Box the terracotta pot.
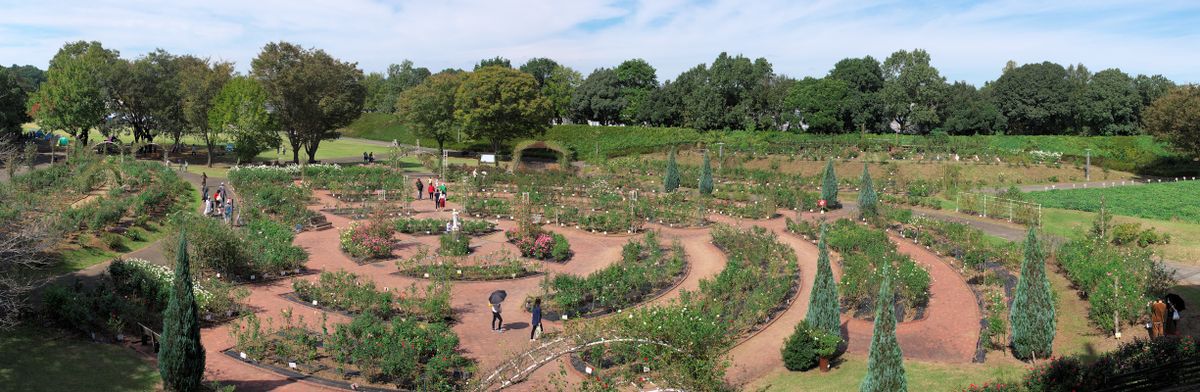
[819,356,830,372]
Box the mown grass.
[749,354,1026,391]
[1026,180,1200,224]
[1038,207,1200,263]
[0,325,160,391]
[338,112,483,151]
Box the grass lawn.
[338,112,482,151]
[1026,180,1200,224]
[1039,207,1200,263]
[0,325,160,391]
[749,354,1026,391]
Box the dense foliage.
[860,263,907,392]
[782,320,842,371]
[969,336,1197,392]
[795,218,930,316]
[535,231,685,317]
[158,235,205,392]
[340,220,395,260]
[805,223,841,337]
[1056,237,1173,332]
[293,270,452,321]
[1009,228,1055,360]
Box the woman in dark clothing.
[416,178,424,200]
[530,298,542,341]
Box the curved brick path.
[198,190,981,391]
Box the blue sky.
[1,0,1198,85]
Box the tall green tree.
[615,58,658,124]
[1009,227,1056,360]
[110,49,183,143]
[939,82,1006,135]
[806,222,840,337]
[1133,74,1175,108]
[785,77,851,133]
[663,148,680,192]
[474,56,511,70]
[518,57,559,89]
[990,62,1073,134]
[543,65,581,124]
[4,65,45,93]
[159,233,205,392]
[361,72,389,113]
[860,262,906,392]
[858,165,878,219]
[820,160,839,208]
[251,42,365,163]
[208,76,280,163]
[1143,84,1200,158]
[177,56,233,166]
[570,68,623,124]
[396,71,464,160]
[698,151,713,195]
[829,56,885,133]
[454,66,550,158]
[31,41,121,146]
[1080,68,1140,135]
[0,69,30,141]
[880,49,946,133]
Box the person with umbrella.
[1165,293,1186,336]
[490,290,507,332]
[530,297,542,341]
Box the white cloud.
[0,0,1197,84]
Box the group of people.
[200,173,235,225]
[415,177,449,210]
[1148,294,1185,337]
[362,152,376,163]
[488,298,544,342]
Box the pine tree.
[858,165,878,219]
[698,150,713,195]
[860,262,906,392]
[1009,227,1055,361]
[821,159,839,209]
[664,148,680,192]
[159,232,205,391]
[806,222,841,337]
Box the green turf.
[1026,181,1200,224]
[337,112,480,150]
[0,325,160,391]
[750,355,1025,391]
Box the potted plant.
[814,331,842,372]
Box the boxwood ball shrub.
[782,320,843,371]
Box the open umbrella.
[489,290,507,305]
[1165,293,1186,311]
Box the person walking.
[438,182,448,207]
[415,178,424,200]
[530,298,542,341]
[438,191,447,210]
[1165,293,1185,336]
[491,301,504,332]
[201,172,207,190]
[368,152,374,163]
[224,200,234,225]
[1150,299,1167,337]
[202,191,212,216]
[429,182,437,209]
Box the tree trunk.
[289,136,302,164]
[305,139,320,163]
[492,138,501,167]
[206,141,214,167]
[438,139,445,168]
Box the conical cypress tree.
[806,222,841,337]
[159,232,205,391]
[821,160,839,208]
[861,262,906,392]
[698,151,713,195]
[1009,227,1055,361]
[664,148,680,192]
[858,165,878,219]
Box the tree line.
[5,42,1199,164]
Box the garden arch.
[510,140,572,172]
[474,335,686,391]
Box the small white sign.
[288,362,297,369]
[239,352,248,360]
[585,366,593,375]
[312,300,319,306]
[480,154,496,163]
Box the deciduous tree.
[1143,84,1200,158]
[251,42,365,163]
[0,69,30,141]
[454,66,550,159]
[396,71,464,161]
[177,56,233,165]
[990,62,1073,134]
[881,49,946,133]
[208,76,279,163]
[570,68,623,125]
[31,41,121,146]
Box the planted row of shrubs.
[393,217,496,236]
[534,231,685,318]
[292,270,452,322]
[166,214,307,279]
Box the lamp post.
[1085,148,1091,182]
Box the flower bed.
[292,270,452,322]
[505,227,570,262]
[395,248,539,281]
[530,231,686,318]
[230,311,472,391]
[340,220,396,260]
[228,165,317,227]
[789,217,931,320]
[437,232,471,256]
[1056,238,1174,332]
[165,215,308,280]
[109,258,247,318]
[393,217,496,236]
